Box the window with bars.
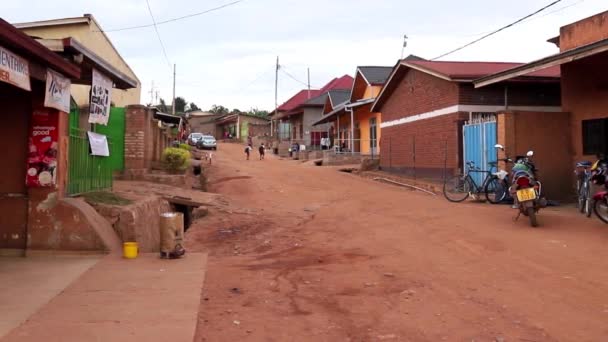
[582,118,608,155]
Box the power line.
[280,67,320,88]
[101,0,245,33]
[145,0,172,69]
[432,0,563,60]
[459,0,584,38]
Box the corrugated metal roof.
[407,60,560,80]
[327,89,351,107]
[358,66,393,85]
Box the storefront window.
[582,118,608,155]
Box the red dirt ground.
[189,142,608,342]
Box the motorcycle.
[591,157,608,223]
[509,150,547,227]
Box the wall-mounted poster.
[87,131,110,157]
[88,68,112,125]
[26,109,58,187]
[44,69,71,113]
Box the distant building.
[186,111,225,138]
[15,14,141,107]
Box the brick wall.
[497,111,573,201]
[559,10,608,51]
[125,105,146,170]
[562,52,608,164]
[380,112,467,179]
[381,69,459,122]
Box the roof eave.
[474,38,608,88]
[61,37,138,89]
[0,19,80,79]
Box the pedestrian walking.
[245,144,252,160]
[259,143,265,160]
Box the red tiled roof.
[275,75,354,115]
[277,89,322,112]
[319,74,354,93]
[406,61,560,80]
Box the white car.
[197,135,217,150]
[188,133,204,146]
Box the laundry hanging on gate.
[87,131,110,157]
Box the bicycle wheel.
[484,177,507,204]
[584,181,593,217]
[443,175,471,202]
[577,179,585,213]
[594,198,608,224]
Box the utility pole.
[307,67,311,99]
[172,63,176,115]
[149,81,155,105]
[273,56,279,137]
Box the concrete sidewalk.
[2,253,207,342]
[0,255,101,339]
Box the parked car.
[188,133,204,146]
[196,135,217,150]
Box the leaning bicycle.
[443,161,506,203]
[575,160,593,217]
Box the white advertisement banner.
[87,131,110,157]
[0,44,31,91]
[44,69,71,112]
[88,68,112,125]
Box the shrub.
[162,147,190,173]
[179,143,191,151]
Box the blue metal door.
[463,118,497,187]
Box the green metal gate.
[95,107,125,172]
[67,107,125,195]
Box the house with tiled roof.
[371,59,562,182]
[270,75,353,150]
[314,66,392,156]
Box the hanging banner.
[26,109,59,187]
[88,68,112,125]
[87,131,110,157]
[0,44,31,91]
[44,69,71,113]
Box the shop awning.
[0,18,80,79]
[154,111,182,125]
[36,37,138,89]
[474,37,608,88]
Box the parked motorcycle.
[591,157,608,223]
[509,150,547,227]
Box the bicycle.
[575,161,593,217]
[443,161,506,203]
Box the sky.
[3,0,608,111]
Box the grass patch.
[82,191,133,206]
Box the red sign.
[26,109,59,187]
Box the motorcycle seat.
[577,161,592,168]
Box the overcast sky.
[4,0,607,111]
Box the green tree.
[158,98,169,113]
[248,108,269,117]
[174,97,187,114]
[188,102,200,112]
[209,105,230,115]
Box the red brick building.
[371,60,561,179]
[476,10,608,170]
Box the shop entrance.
[0,83,30,254]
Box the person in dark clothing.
[259,143,266,160]
[245,144,252,160]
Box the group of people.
[245,143,265,161]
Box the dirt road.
[190,142,608,342]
